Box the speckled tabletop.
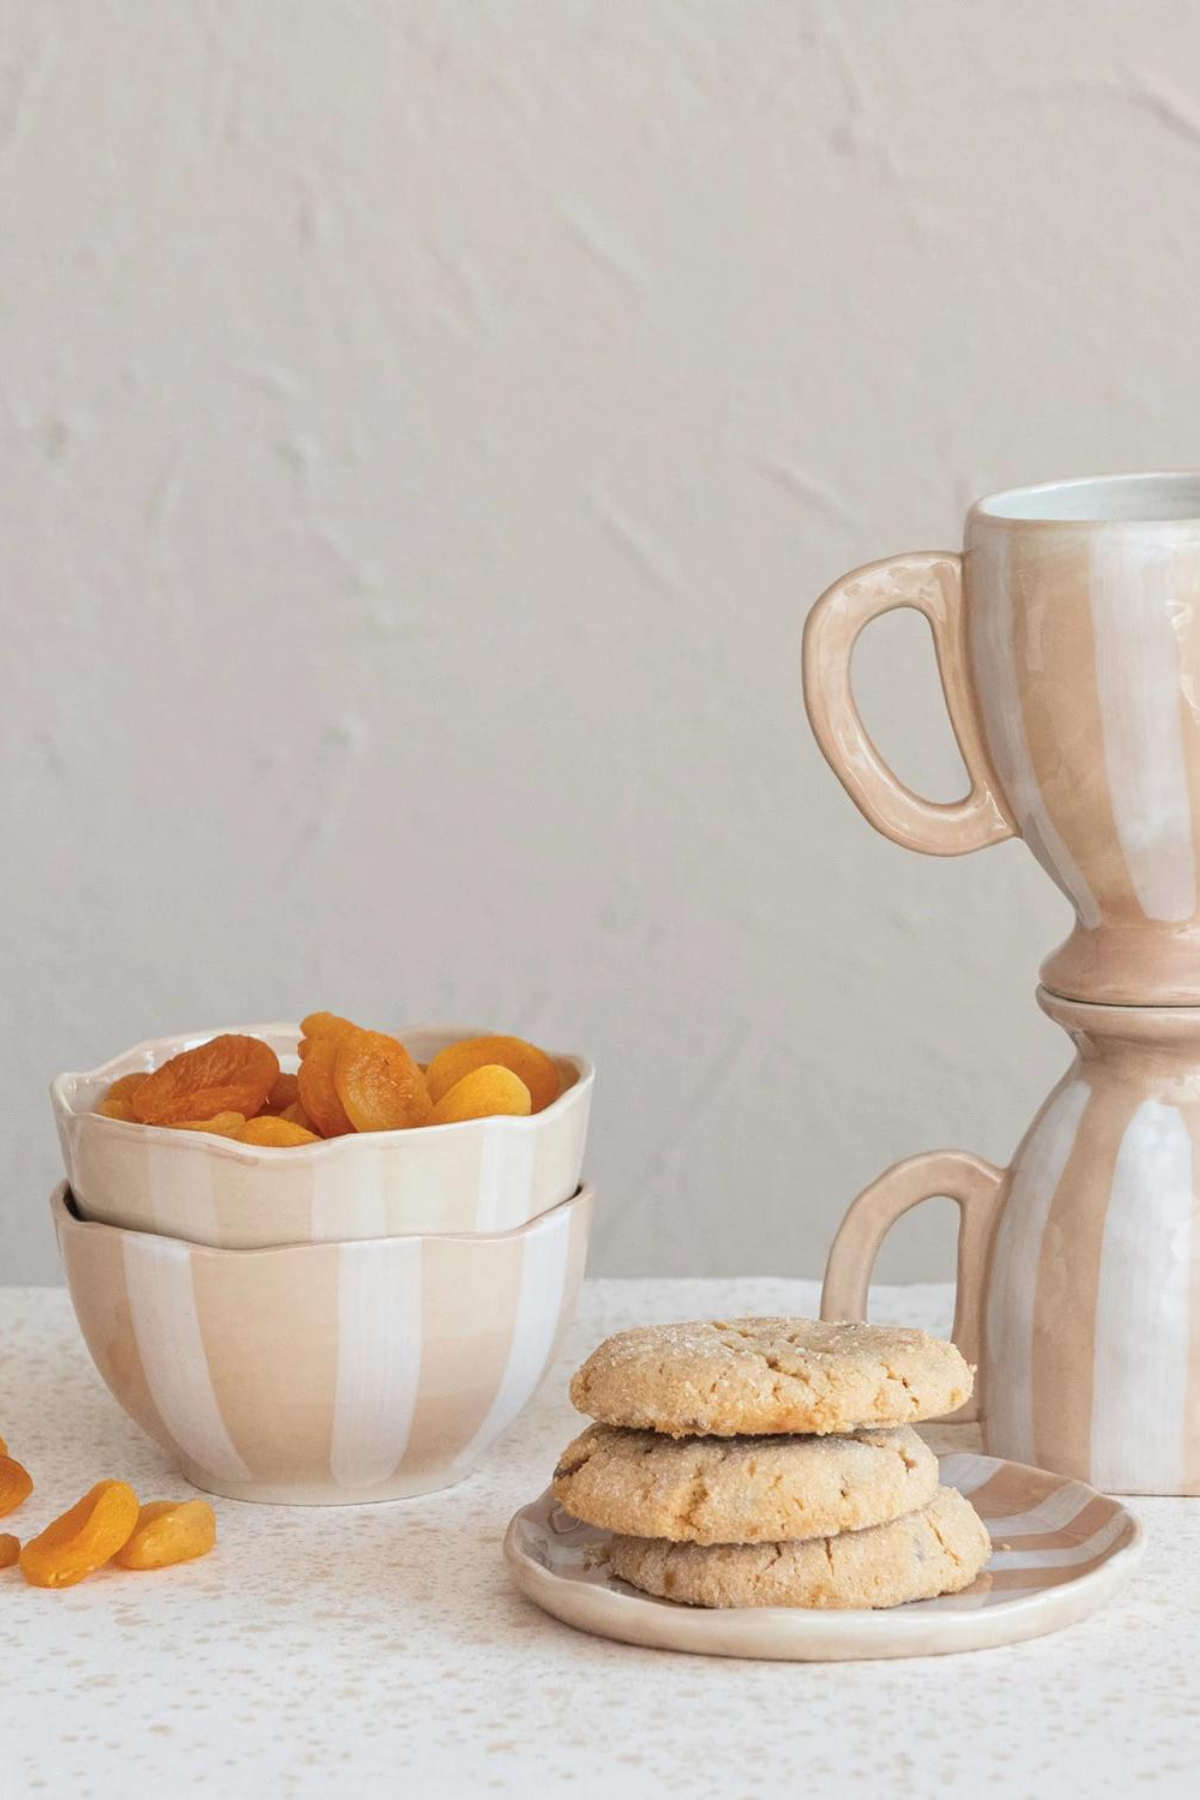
[0,1278,1192,1799]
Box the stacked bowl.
[50,1025,594,1504]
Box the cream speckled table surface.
[0,1279,1193,1799]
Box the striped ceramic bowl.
[54,1180,593,1504]
[52,1024,593,1249]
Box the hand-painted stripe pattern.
[980,996,1200,1494]
[1090,1100,1193,1494]
[452,1207,572,1469]
[523,1452,1142,1614]
[984,1080,1090,1467]
[968,532,1101,924]
[330,1237,425,1490]
[122,1233,252,1484]
[1090,537,1197,922]
[58,1183,592,1504]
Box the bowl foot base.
[178,1460,475,1507]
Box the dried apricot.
[296,1036,355,1137]
[300,1011,359,1043]
[172,1112,246,1138]
[97,1097,137,1121]
[279,1100,317,1131]
[334,1030,432,1132]
[133,1034,280,1126]
[20,1479,139,1589]
[0,1534,18,1570]
[430,1065,532,1125]
[114,1499,216,1570]
[104,1072,149,1105]
[425,1035,561,1113]
[265,1071,300,1113]
[234,1115,319,1147]
[0,1454,33,1518]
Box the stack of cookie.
[553,1318,990,1609]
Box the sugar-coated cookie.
[608,1485,990,1609]
[553,1422,938,1545]
[570,1318,972,1438]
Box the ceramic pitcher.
[822,986,1200,1495]
[803,471,1200,1005]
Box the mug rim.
[971,471,1200,528]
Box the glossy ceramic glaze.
[823,988,1200,1493]
[55,1180,593,1504]
[52,1024,593,1248]
[803,472,1200,1004]
[505,1452,1143,1661]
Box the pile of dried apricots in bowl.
[94,1013,569,1147]
[48,1017,595,1505]
[55,1013,592,1248]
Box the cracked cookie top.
[568,1317,973,1438]
[608,1485,991,1609]
[552,1421,938,1544]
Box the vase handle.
[802,552,1015,855]
[821,1150,1005,1423]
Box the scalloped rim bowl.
[51,1024,594,1249]
[54,1180,593,1504]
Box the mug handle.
[820,1151,1005,1423]
[802,552,1016,856]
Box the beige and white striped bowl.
[54,1179,593,1505]
[52,1025,593,1249]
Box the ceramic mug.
[803,472,1200,1005]
[822,986,1200,1495]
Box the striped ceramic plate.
[504,1451,1144,1660]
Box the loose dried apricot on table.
[334,1030,433,1132]
[114,1499,216,1570]
[0,1534,19,1570]
[131,1034,280,1127]
[431,1065,531,1125]
[20,1479,139,1589]
[425,1035,561,1114]
[0,1453,33,1518]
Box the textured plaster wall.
[4,0,1200,1283]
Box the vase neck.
[1038,986,1200,1063]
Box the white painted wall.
[4,0,1196,1283]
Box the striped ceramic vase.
[822,986,1200,1496]
[803,471,1200,1005]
